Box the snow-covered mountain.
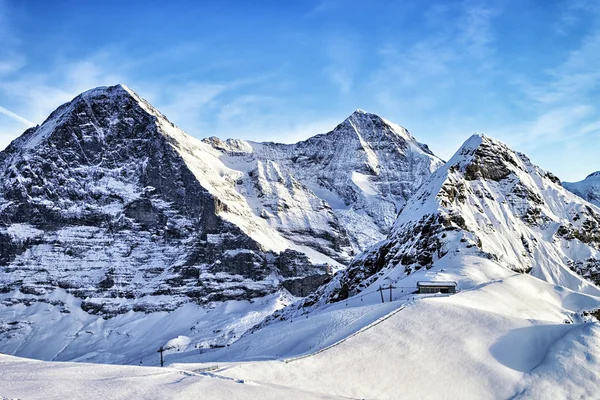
[177,134,600,399]
[269,134,600,317]
[0,85,322,313]
[564,171,600,208]
[2,96,600,397]
[202,109,443,258]
[0,84,441,363]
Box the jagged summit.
[333,109,417,144]
[2,84,187,158]
[74,84,173,128]
[78,83,131,98]
[445,134,525,178]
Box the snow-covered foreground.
[2,267,600,399]
[173,265,600,399]
[0,354,343,400]
[3,129,600,398]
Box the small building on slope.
[417,281,457,294]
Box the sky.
[0,0,599,182]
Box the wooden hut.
[417,281,457,294]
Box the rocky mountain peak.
[345,109,381,122]
[78,83,131,99]
[335,109,414,143]
[449,134,527,182]
[2,84,169,159]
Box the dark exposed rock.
[0,85,333,316]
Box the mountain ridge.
[262,133,600,320]
[0,84,443,363]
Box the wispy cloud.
[504,32,600,146]
[0,43,336,148]
[370,1,499,105]
[361,1,500,161]
[0,105,34,126]
[322,34,362,95]
[488,11,600,180]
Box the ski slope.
[3,235,599,399]
[175,269,600,399]
[0,354,344,400]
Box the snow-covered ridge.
[0,84,335,312]
[270,133,600,316]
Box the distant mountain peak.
[333,109,421,146]
[3,84,185,155]
[349,108,374,116]
[564,170,600,208]
[72,84,142,106]
[344,109,387,123]
[586,171,600,180]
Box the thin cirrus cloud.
[487,24,600,181]
[0,105,34,126]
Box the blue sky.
[0,0,599,181]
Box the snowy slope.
[0,289,293,365]
[5,273,599,399]
[204,275,600,400]
[0,354,344,400]
[564,171,600,208]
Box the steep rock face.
[203,110,443,259]
[564,171,600,208]
[0,85,328,316]
[0,85,444,363]
[278,134,600,315]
